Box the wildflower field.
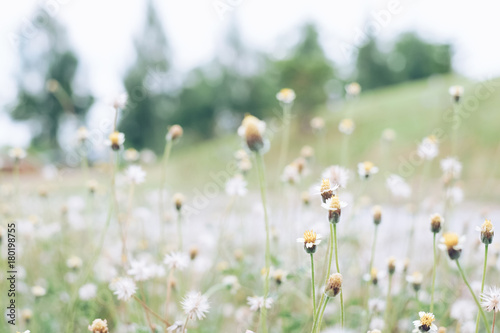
[2,76,500,333]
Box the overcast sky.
[1,0,499,147]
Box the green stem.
[333,223,344,328]
[177,212,183,251]
[255,153,271,333]
[456,259,489,331]
[385,274,393,331]
[475,245,489,333]
[311,253,316,318]
[159,139,173,234]
[278,104,291,173]
[431,233,437,312]
[369,225,378,280]
[452,103,460,157]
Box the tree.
[9,7,93,154]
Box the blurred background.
[1,0,499,168]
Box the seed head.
[477,219,494,245]
[325,273,343,298]
[88,318,108,333]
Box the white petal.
[296,238,305,243]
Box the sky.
[1,0,499,147]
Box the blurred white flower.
[440,157,462,179]
[222,275,241,294]
[450,299,476,322]
[481,286,500,312]
[310,117,325,131]
[110,277,137,301]
[386,174,412,198]
[164,252,189,271]
[281,163,300,184]
[247,296,273,311]
[225,175,248,197]
[125,165,146,185]
[167,320,185,332]
[127,259,155,281]
[412,311,437,333]
[382,128,396,142]
[276,88,296,104]
[31,285,46,297]
[322,165,350,188]
[76,126,89,142]
[182,291,210,320]
[8,147,27,160]
[345,82,361,97]
[104,131,125,150]
[79,283,97,301]
[338,118,355,135]
[113,93,128,109]
[124,148,139,162]
[358,161,379,179]
[417,136,439,160]
[368,298,386,313]
[449,85,464,101]
[446,186,464,204]
[66,256,83,270]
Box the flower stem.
[311,253,317,318]
[475,244,489,333]
[333,223,344,328]
[159,139,173,235]
[385,274,393,331]
[456,259,489,330]
[369,225,378,278]
[177,212,183,251]
[431,232,437,312]
[255,153,271,333]
[492,311,496,333]
[183,316,190,333]
[278,104,291,173]
[315,224,334,329]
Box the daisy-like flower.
[321,196,348,224]
[300,145,314,159]
[8,147,27,161]
[76,126,89,143]
[222,275,241,294]
[413,312,438,332]
[66,255,83,270]
[79,283,97,301]
[417,135,439,160]
[247,295,274,312]
[386,174,412,198]
[364,267,384,285]
[440,157,462,179]
[338,118,355,135]
[297,230,322,254]
[476,219,494,245]
[317,178,339,203]
[87,179,98,194]
[105,131,125,151]
[446,186,464,204]
[125,165,146,185]
[368,299,386,313]
[406,271,423,292]
[481,286,500,312]
[281,163,301,184]
[124,148,139,162]
[173,193,185,212]
[438,233,465,260]
[182,291,210,320]
[237,114,267,153]
[310,117,325,132]
[345,82,361,97]
[324,273,343,298]
[167,320,185,332]
[225,174,248,197]
[88,319,108,333]
[166,124,183,142]
[127,259,155,281]
[276,88,296,104]
[31,285,46,297]
[381,128,396,142]
[449,85,464,103]
[430,213,444,234]
[358,161,379,179]
[113,93,128,109]
[164,252,189,271]
[272,269,287,285]
[322,165,350,189]
[109,277,137,301]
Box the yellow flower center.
[364,161,374,171]
[341,119,354,129]
[303,230,317,243]
[482,219,493,232]
[329,196,340,210]
[280,88,293,98]
[420,313,435,327]
[109,131,120,145]
[443,233,459,248]
[241,114,260,128]
[320,178,331,193]
[370,267,378,279]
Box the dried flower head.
[276,88,296,104]
[167,124,183,141]
[476,219,494,245]
[238,115,266,152]
[182,291,210,320]
[325,273,343,298]
[430,214,444,233]
[372,205,382,225]
[296,230,322,254]
[88,318,108,333]
[438,232,464,260]
[480,286,500,312]
[413,311,437,332]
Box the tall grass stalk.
[430,233,437,312]
[475,244,489,333]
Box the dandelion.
[88,319,108,333]
[322,165,350,189]
[182,291,210,320]
[412,312,438,332]
[125,165,146,185]
[338,118,355,135]
[345,82,361,97]
[476,219,494,245]
[164,252,189,271]
[297,230,322,254]
[110,277,137,301]
[358,161,379,179]
[105,131,125,151]
[417,136,439,160]
[449,85,464,103]
[481,286,500,312]
[247,296,273,312]
[276,88,296,104]
[225,174,248,196]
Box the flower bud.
[167,125,183,142]
[478,219,494,245]
[372,205,382,225]
[325,273,342,298]
[430,213,444,233]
